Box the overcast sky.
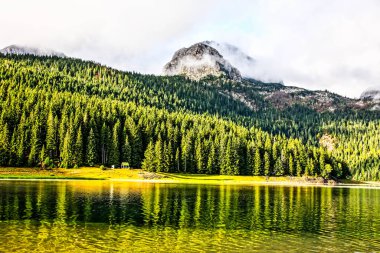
[1,0,380,98]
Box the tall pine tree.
[86,128,97,166]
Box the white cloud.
[0,0,218,72]
[1,0,380,98]
[238,0,380,98]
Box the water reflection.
[0,181,379,252]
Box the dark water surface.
[0,180,379,252]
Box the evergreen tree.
[59,115,68,157]
[220,139,234,175]
[61,130,73,168]
[206,143,216,174]
[246,142,255,175]
[100,123,109,165]
[280,147,288,174]
[0,123,10,165]
[166,141,174,172]
[154,138,163,172]
[305,158,314,176]
[142,141,155,172]
[264,151,271,176]
[289,154,295,176]
[181,134,192,173]
[322,164,333,179]
[122,135,131,165]
[274,158,284,176]
[319,148,326,175]
[39,145,46,169]
[86,128,97,166]
[130,126,143,168]
[195,139,205,174]
[28,120,41,166]
[253,148,261,176]
[109,121,120,166]
[162,142,171,172]
[74,127,84,166]
[175,148,180,172]
[46,110,56,159]
[16,133,25,166]
[296,160,302,177]
[264,135,271,152]
[272,142,278,163]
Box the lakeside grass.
[156,172,291,185]
[0,167,141,180]
[0,167,301,183]
[0,167,378,187]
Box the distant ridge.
[0,44,66,57]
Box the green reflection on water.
[0,180,379,252]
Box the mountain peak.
[163,42,241,81]
[202,41,256,79]
[0,45,66,57]
[360,88,380,101]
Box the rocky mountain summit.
[202,41,256,78]
[163,42,241,81]
[359,88,380,110]
[0,45,66,57]
[360,88,380,101]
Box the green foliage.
[122,135,131,166]
[253,148,262,176]
[142,142,155,172]
[61,130,73,168]
[264,151,270,176]
[86,128,97,166]
[43,157,54,169]
[74,127,84,166]
[0,55,377,179]
[109,121,120,166]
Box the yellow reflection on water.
[0,180,379,252]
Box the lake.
[0,180,379,252]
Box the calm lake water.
[0,180,379,252]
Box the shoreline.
[108,178,380,189]
[1,177,380,189]
[0,167,379,188]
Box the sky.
[1,0,380,98]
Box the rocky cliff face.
[0,45,66,57]
[163,43,241,81]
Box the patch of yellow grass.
[1,167,372,187]
[0,167,144,180]
[0,167,300,184]
[61,167,143,179]
[155,172,293,185]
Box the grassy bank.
[0,167,378,187]
[0,167,142,180]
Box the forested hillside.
[0,54,379,180]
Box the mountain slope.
[163,42,376,112]
[0,54,379,180]
[0,54,348,179]
[0,45,66,57]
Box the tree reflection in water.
[0,181,379,252]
